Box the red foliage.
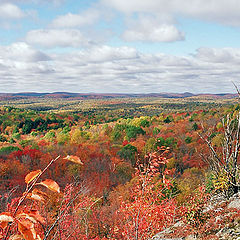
[112,147,180,239]
[122,140,128,146]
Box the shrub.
[0,146,20,155]
[12,132,21,140]
[117,144,137,166]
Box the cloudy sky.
[0,0,240,93]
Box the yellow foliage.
[212,171,229,192]
[216,122,223,130]
[166,157,176,169]
[70,129,82,144]
[211,133,223,147]
[130,116,149,127]
[70,128,92,144]
[5,126,13,135]
[56,132,69,145]
[176,168,203,204]
[144,137,156,154]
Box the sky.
[0,0,240,93]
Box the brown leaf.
[18,219,36,240]
[64,155,83,165]
[26,192,45,202]
[38,179,60,193]
[9,234,24,240]
[0,212,14,222]
[27,210,45,225]
[33,189,48,197]
[0,222,7,230]
[26,189,48,202]
[0,212,14,230]
[25,170,42,185]
[17,213,37,224]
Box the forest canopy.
[0,96,239,239]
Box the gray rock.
[151,237,184,240]
[229,192,240,201]
[185,236,197,240]
[151,221,186,240]
[227,197,240,210]
[152,192,240,240]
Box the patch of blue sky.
[178,17,240,51]
[109,17,240,56]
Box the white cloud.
[0,3,25,19]
[195,47,240,63]
[101,0,157,14]
[123,25,184,42]
[122,15,184,42]
[25,29,92,48]
[0,42,53,92]
[0,42,50,62]
[51,9,100,28]
[77,45,138,62]
[0,44,239,93]
[101,0,240,26]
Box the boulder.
[227,193,240,210]
[151,221,193,240]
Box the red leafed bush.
[112,147,180,240]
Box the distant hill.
[0,92,237,100]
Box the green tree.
[192,123,199,131]
[185,136,192,144]
[125,125,145,140]
[164,116,173,123]
[117,144,138,166]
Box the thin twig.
[3,155,60,240]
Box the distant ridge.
[0,92,237,100]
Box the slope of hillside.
[0,92,238,100]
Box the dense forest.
[0,96,239,239]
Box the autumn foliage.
[0,101,239,239]
[112,147,178,239]
[0,155,82,240]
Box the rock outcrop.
[151,193,240,240]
